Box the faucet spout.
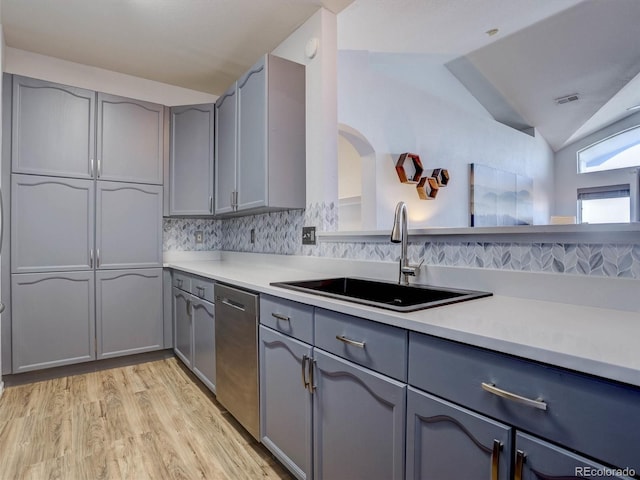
[391,201,420,285]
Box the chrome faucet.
[390,201,423,285]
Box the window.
[577,125,640,173]
[577,185,630,224]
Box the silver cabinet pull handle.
[272,312,290,322]
[90,249,94,268]
[481,382,547,411]
[90,158,95,177]
[177,278,183,287]
[301,355,309,389]
[96,249,101,268]
[187,300,192,316]
[209,196,213,213]
[97,158,102,177]
[230,192,234,209]
[514,450,525,480]
[308,358,316,393]
[336,335,366,349]
[196,286,204,296]
[222,298,246,312]
[0,302,5,314]
[491,439,501,480]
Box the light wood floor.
[0,358,293,480]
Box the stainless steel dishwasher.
[214,283,260,440]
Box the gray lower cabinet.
[260,326,313,480]
[192,296,216,393]
[173,287,192,368]
[11,271,95,373]
[11,75,95,179]
[406,387,511,480]
[312,349,406,480]
[172,276,216,393]
[11,174,94,274]
[96,269,164,359]
[96,181,163,269]
[515,432,634,480]
[169,104,215,215]
[96,93,164,185]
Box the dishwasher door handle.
[221,298,246,312]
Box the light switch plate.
[302,226,316,245]
[195,231,203,244]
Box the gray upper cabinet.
[11,76,95,179]
[237,58,267,211]
[406,387,511,480]
[313,349,406,480]
[169,104,215,215]
[214,83,237,215]
[96,181,163,269]
[12,271,95,373]
[214,54,305,216]
[96,268,164,360]
[97,93,164,185]
[11,174,94,273]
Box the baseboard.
[3,349,175,387]
[0,380,4,399]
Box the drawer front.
[314,308,407,381]
[260,295,314,344]
[192,276,214,303]
[408,332,640,471]
[173,271,191,292]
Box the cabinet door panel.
[96,181,162,269]
[169,104,215,215]
[97,93,163,185]
[12,272,95,372]
[406,387,511,480]
[214,84,237,214]
[11,174,94,273]
[96,269,163,359]
[173,288,192,367]
[515,432,634,479]
[260,326,313,480]
[313,349,406,480]
[12,76,95,179]
[237,59,267,211]
[192,297,216,393]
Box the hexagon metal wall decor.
[395,153,424,184]
[432,168,450,186]
[416,176,439,200]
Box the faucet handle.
[402,259,424,277]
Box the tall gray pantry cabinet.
[6,75,164,373]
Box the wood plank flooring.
[0,358,294,480]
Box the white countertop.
[165,254,640,388]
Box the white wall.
[338,50,555,229]
[554,112,640,221]
[273,9,338,208]
[4,48,217,106]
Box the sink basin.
[271,277,491,312]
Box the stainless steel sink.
[271,277,491,312]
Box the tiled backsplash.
[164,204,640,279]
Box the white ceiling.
[1,0,352,95]
[338,0,640,150]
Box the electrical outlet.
[250,229,255,244]
[195,231,203,244]
[302,226,316,245]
